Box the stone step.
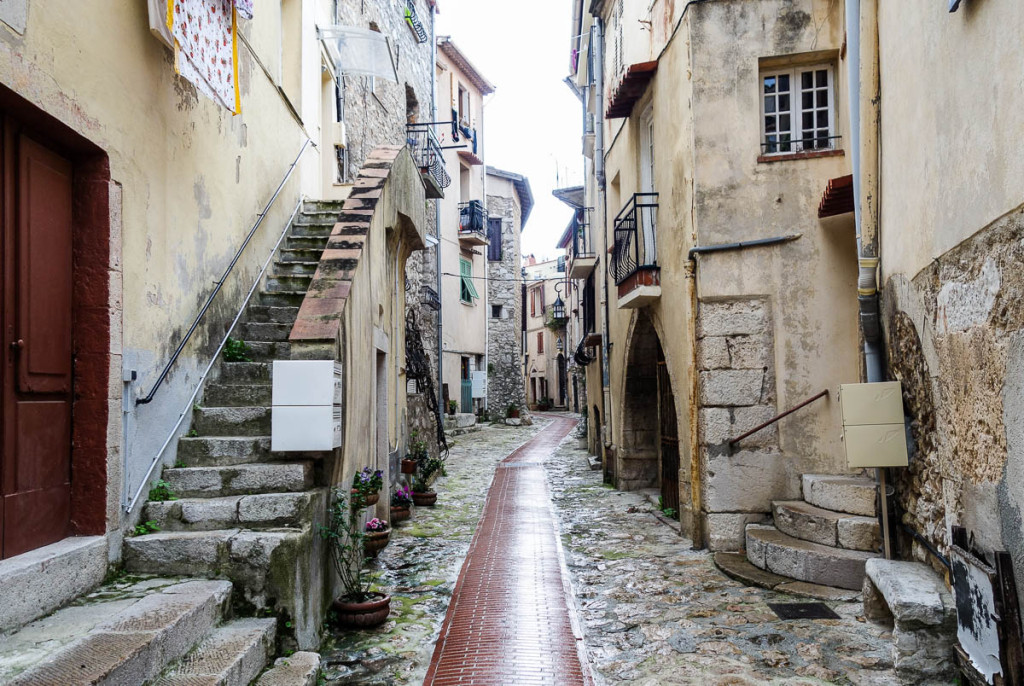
[291,221,335,234]
[301,200,345,214]
[279,248,323,263]
[255,651,321,686]
[123,528,318,648]
[243,341,292,361]
[745,524,876,591]
[195,407,271,436]
[773,500,880,552]
[160,462,313,498]
[713,551,861,601]
[285,236,329,251]
[802,474,877,517]
[265,275,312,293]
[2,579,232,686]
[218,362,271,385]
[248,304,301,323]
[153,617,275,686]
[203,383,272,408]
[259,291,307,307]
[178,437,274,466]
[238,322,293,343]
[146,492,318,531]
[273,260,318,276]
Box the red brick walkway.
[424,416,591,686]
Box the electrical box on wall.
[471,370,487,399]
[272,361,342,452]
[839,381,909,469]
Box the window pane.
[779,94,790,111]
[780,114,790,130]
[763,76,776,93]
[817,110,828,128]
[802,91,813,109]
[816,69,828,87]
[801,71,813,89]
[778,74,790,92]
[802,112,813,129]
[764,117,776,133]
[764,98,776,114]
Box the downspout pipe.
[593,17,614,459]
[431,5,444,411]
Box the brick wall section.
[290,145,404,345]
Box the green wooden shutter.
[460,258,479,301]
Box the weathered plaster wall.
[883,205,1024,617]
[486,177,526,417]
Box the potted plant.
[506,403,521,419]
[402,430,428,474]
[363,517,391,558]
[319,488,391,628]
[412,456,446,507]
[447,399,458,416]
[351,467,383,508]
[390,486,413,523]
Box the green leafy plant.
[352,467,384,498]
[222,337,251,362]
[188,428,199,437]
[318,487,373,602]
[148,479,178,502]
[131,520,160,537]
[537,397,554,411]
[413,456,447,493]
[657,496,679,521]
[408,430,429,461]
[505,403,521,419]
[447,399,459,414]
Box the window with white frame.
[760,64,837,155]
[611,0,624,80]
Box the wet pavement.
[424,415,589,686]
[320,418,549,685]
[321,414,898,685]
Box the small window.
[460,257,479,303]
[557,255,566,273]
[537,331,544,354]
[487,217,503,261]
[491,304,503,318]
[760,64,837,155]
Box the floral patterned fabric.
[168,0,240,113]
[234,0,253,20]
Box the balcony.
[611,193,660,309]
[407,124,450,199]
[458,200,488,246]
[567,208,596,279]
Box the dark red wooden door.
[1,127,74,559]
[657,343,680,514]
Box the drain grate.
[767,602,840,620]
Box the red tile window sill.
[757,149,845,164]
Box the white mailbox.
[839,381,909,469]
[471,370,487,399]
[272,360,342,452]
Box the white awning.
[319,26,398,82]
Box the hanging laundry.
[234,0,253,20]
[167,0,240,113]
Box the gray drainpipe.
[593,17,614,453]
[431,5,444,408]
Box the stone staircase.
[717,474,881,595]
[0,576,320,685]
[124,200,346,651]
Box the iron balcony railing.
[761,134,842,156]
[458,200,486,238]
[612,192,659,285]
[420,284,441,311]
[570,207,595,260]
[404,0,429,43]
[407,123,451,190]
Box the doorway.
[657,342,679,514]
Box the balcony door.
[639,106,656,265]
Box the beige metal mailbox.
[840,381,909,469]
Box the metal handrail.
[727,389,829,449]
[761,134,842,155]
[125,197,307,515]
[611,192,658,284]
[571,208,595,259]
[136,139,315,406]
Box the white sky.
[435,0,583,261]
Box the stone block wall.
[485,193,525,418]
[696,297,798,550]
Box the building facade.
[486,166,533,419]
[523,257,570,410]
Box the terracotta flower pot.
[390,505,411,523]
[351,490,380,508]
[509,409,521,419]
[401,459,417,474]
[363,528,391,558]
[332,592,391,629]
[412,491,437,507]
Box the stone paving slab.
[545,434,898,685]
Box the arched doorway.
[620,313,681,514]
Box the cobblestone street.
[323,414,900,685]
